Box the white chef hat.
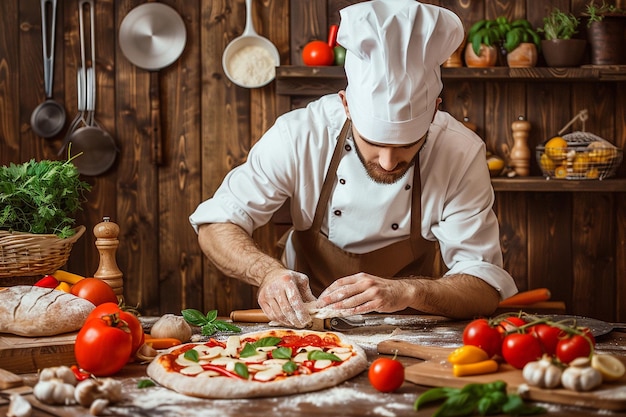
[338,0,464,145]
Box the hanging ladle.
[31,0,66,138]
[221,0,280,88]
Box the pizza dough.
[146,328,368,398]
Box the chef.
[190,0,517,328]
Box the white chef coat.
[189,94,517,299]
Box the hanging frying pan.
[31,0,66,138]
[118,2,187,165]
[68,0,118,176]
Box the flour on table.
[227,45,275,87]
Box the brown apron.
[291,121,438,296]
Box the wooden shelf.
[491,177,626,192]
[275,65,626,96]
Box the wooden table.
[1,317,625,417]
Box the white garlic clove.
[7,393,32,417]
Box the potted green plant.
[502,18,541,67]
[539,8,586,67]
[465,17,505,67]
[584,1,626,65]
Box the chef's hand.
[317,273,411,315]
[258,270,317,328]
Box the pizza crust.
[146,329,368,399]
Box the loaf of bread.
[0,286,95,336]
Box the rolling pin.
[230,309,327,331]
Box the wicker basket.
[536,132,623,180]
[0,225,85,278]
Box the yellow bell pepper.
[447,345,489,365]
[54,281,72,293]
[52,270,85,285]
[453,360,499,377]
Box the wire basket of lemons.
[536,132,623,180]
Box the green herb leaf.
[282,361,298,374]
[181,309,210,327]
[414,387,458,410]
[307,350,342,362]
[272,347,293,360]
[137,379,156,389]
[206,310,218,322]
[254,337,281,348]
[234,362,249,379]
[201,323,217,336]
[214,321,242,333]
[240,343,258,358]
[184,349,199,362]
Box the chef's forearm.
[197,223,285,287]
[403,274,500,319]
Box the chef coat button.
[345,144,352,151]
[391,223,399,230]
[405,184,411,190]
[334,210,342,216]
[339,178,346,185]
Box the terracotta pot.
[586,17,626,65]
[506,43,537,68]
[541,39,586,67]
[464,44,497,68]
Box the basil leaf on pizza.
[146,329,368,398]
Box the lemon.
[545,136,568,161]
[591,353,626,382]
[487,155,505,176]
[587,141,614,164]
[572,153,590,173]
[554,165,568,179]
[539,153,555,173]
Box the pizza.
[146,328,368,398]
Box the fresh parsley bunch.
[0,159,90,238]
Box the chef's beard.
[354,142,420,185]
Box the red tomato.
[462,319,503,358]
[75,313,133,376]
[71,278,118,306]
[501,333,543,369]
[302,40,334,66]
[498,316,527,334]
[368,357,405,392]
[529,324,562,356]
[556,331,595,364]
[87,302,145,356]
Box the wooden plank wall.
[1,0,624,322]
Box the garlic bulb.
[33,378,76,405]
[74,378,123,408]
[38,366,77,386]
[7,393,32,417]
[522,355,562,388]
[150,314,192,342]
[561,357,602,392]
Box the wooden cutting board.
[0,332,77,374]
[378,340,626,411]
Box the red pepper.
[70,365,92,381]
[34,275,59,289]
[201,364,246,379]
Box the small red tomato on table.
[368,357,405,392]
[86,302,145,357]
[556,329,595,364]
[501,332,543,369]
[70,277,118,306]
[462,318,503,358]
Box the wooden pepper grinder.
[510,115,531,176]
[94,217,123,298]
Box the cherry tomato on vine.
[556,330,595,364]
[529,323,562,356]
[75,313,133,376]
[501,333,543,369]
[498,316,527,334]
[70,278,118,306]
[368,357,405,392]
[462,319,503,358]
[87,302,145,357]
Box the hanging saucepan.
[67,0,117,176]
[222,0,280,88]
[31,0,66,138]
[118,3,187,165]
